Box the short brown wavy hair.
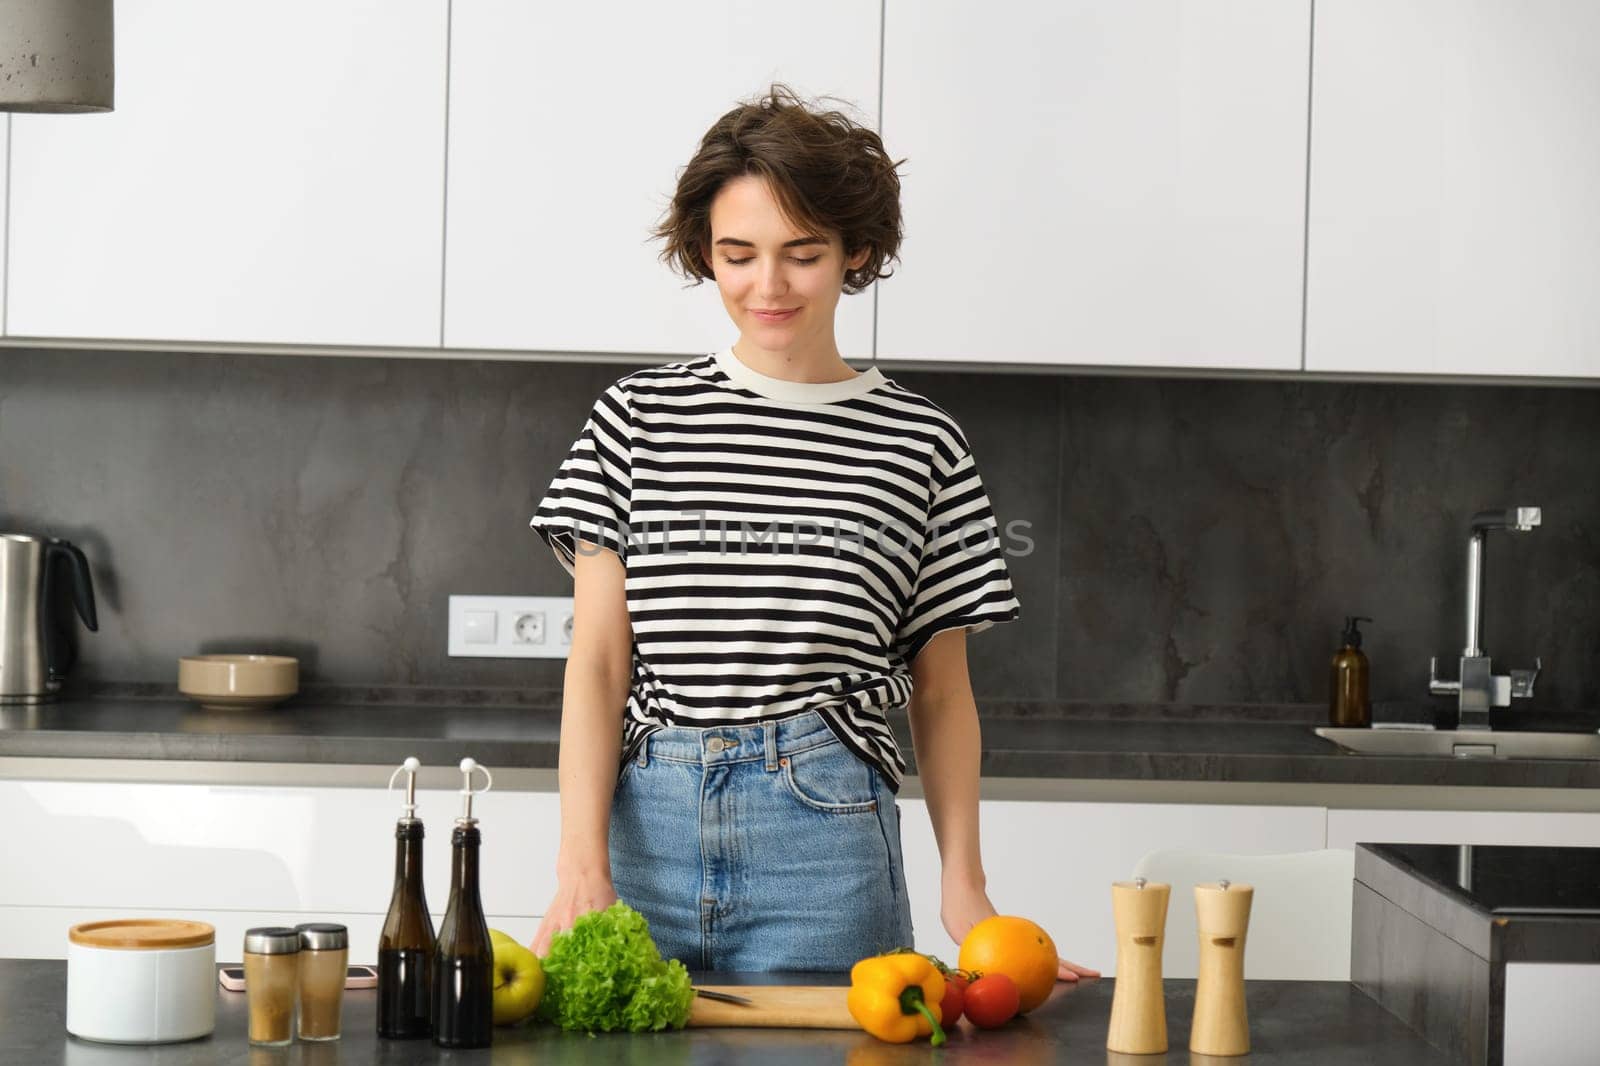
[651,83,905,296]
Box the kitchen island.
[1354,842,1600,1065]
[0,960,1454,1064]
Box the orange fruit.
[957,915,1058,1014]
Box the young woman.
[529,84,1095,981]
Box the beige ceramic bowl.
[178,654,298,711]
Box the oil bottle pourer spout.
[457,757,493,826]
[387,756,423,822]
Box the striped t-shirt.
[528,345,1020,793]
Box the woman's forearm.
[553,660,628,882]
[907,691,986,888]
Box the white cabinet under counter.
[6,0,449,350]
[899,798,1326,980]
[1327,808,1600,853]
[3,774,1327,974]
[875,0,1310,371]
[0,778,555,960]
[8,759,1600,979]
[441,1,879,359]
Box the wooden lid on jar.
[69,919,216,950]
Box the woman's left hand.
[941,875,1102,983]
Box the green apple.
[489,928,545,1026]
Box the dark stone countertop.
[2,960,1454,1064]
[3,684,1599,789]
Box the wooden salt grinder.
[1107,877,1171,1054]
[1191,879,1254,1056]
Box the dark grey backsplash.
[2,347,1596,713]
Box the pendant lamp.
[0,0,113,113]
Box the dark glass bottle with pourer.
[432,757,495,1050]
[377,756,435,1039]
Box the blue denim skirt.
[608,709,915,973]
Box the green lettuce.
[536,900,694,1032]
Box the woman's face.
[702,175,871,354]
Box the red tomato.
[963,973,1020,1029]
[938,973,966,1027]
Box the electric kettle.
[0,533,99,702]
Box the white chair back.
[1129,848,1355,981]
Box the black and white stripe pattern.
[530,346,1020,792]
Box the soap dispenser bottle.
[377,757,435,1039]
[1329,616,1373,727]
[432,758,494,1050]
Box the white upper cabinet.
[877,1,1310,370]
[1306,1,1600,378]
[443,2,879,359]
[7,0,448,349]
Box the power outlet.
[448,595,575,659]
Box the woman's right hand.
[530,872,618,957]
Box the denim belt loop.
[637,731,651,768]
[763,720,779,771]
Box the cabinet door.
[443,1,879,358]
[2,780,558,931]
[1327,808,1600,852]
[1306,0,1600,377]
[897,798,1325,976]
[878,0,1309,370]
[7,0,447,348]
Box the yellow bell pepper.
[847,952,947,1046]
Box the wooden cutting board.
[686,985,857,1029]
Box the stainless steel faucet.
[1428,507,1542,730]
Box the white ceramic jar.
[66,919,216,1043]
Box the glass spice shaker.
[242,927,299,1047]
[294,923,349,1041]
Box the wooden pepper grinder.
[1107,877,1171,1055]
[1191,879,1254,1057]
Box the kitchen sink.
[1315,726,1600,760]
